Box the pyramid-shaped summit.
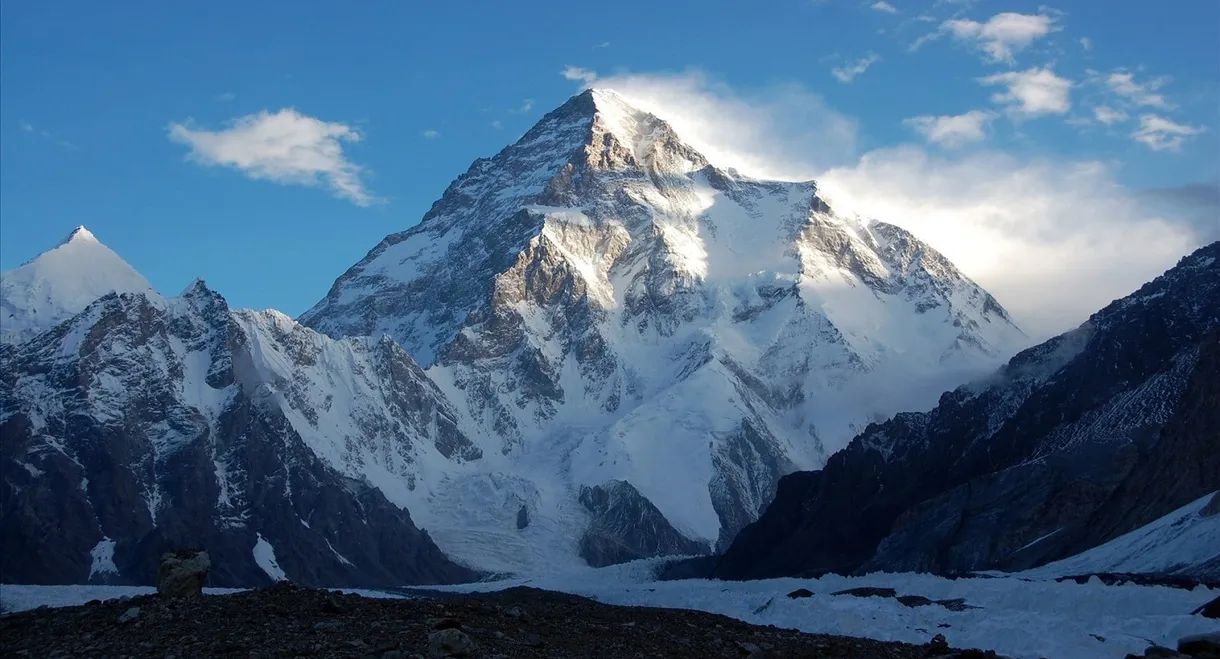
[297,90,1026,573]
[1,225,154,343]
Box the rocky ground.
[0,582,1005,658]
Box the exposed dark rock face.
[577,480,711,567]
[715,242,1220,580]
[0,286,477,588]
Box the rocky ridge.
[713,242,1220,580]
[0,278,477,587]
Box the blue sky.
[2,0,1216,332]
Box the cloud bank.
[816,148,1200,339]
[559,69,1206,340]
[169,109,375,206]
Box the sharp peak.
[56,225,99,247]
[559,87,655,120]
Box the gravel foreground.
[0,582,1001,658]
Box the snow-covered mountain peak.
[299,92,1031,572]
[1,227,154,344]
[57,225,99,247]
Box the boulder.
[157,549,211,598]
[428,628,474,657]
[1191,594,1220,619]
[786,588,813,599]
[1178,632,1220,656]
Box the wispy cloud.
[559,67,857,180]
[980,67,1072,117]
[422,129,441,139]
[510,99,535,114]
[562,66,599,85]
[490,120,503,130]
[1079,37,1092,52]
[217,92,236,102]
[1107,71,1172,109]
[871,1,898,14]
[942,12,1057,63]
[1092,106,1128,125]
[168,108,375,206]
[594,41,611,49]
[1132,114,1202,151]
[18,120,78,150]
[904,110,996,147]
[831,53,881,83]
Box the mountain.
[1,265,478,586]
[300,88,1026,571]
[1,226,153,344]
[713,242,1220,580]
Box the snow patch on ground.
[252,534,287,582]
[87,538,118,580]
[428,561,1219,659]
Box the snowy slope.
[301,89,1028,570]
[0,226,153,344]
[1021,491,1220,579]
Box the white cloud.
[980,67,1072,117]
[904,110,996,147]
[561,66,599,85]
[20,121,33,132]
[871,1,899,14]
[511,99,535,114]
[422,129,441,139]
[1132,114,1202,151]
[943,12,1057,63]
[490,120,503,130]
[168,108,374,206]
[831,53,882,83]
[1079,37,1092,51]
[1092,105,1128,125]
[556,69,1203,338]
[594,41,611,49]
[565,68,858,180]
[817,146,1202,339]
[1107,72,1172,109]
[217,92,236,102]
